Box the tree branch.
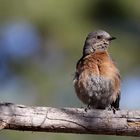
[0,102,140,137]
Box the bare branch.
[0,102,140,137]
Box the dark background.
[0,0,140,139]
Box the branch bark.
[0,102,140,137]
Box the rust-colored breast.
[76,51,119,78]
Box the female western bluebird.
[73,30,121,110]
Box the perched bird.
[73,30,121,110]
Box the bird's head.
[83,30,116,55]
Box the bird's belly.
[74,74,114,109]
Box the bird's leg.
[84,97,92,112]
[84,104,91,112]
[112,106,117,114]
[107,105,119,114]
[106,105,112,111]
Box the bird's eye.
[97,35,102,39]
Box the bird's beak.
[108,37,116,41]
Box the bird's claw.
[107,105,120,114]
[84,104,91,112]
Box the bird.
[73,30,121,111]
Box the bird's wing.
[111,63,121,110]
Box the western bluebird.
[73,30,121,110]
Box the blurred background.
[0,0,140,140]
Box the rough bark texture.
[0,102,140,137]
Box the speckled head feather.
[88,30,111,39]
[83,30,116,55]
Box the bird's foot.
[107,105,120,114]
[106,105,112,111]
[84,104,91,112]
